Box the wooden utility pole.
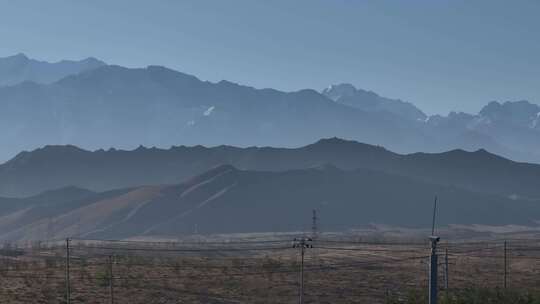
[293,237,313,304]
[504,240,508,289]
[66,238,71,304]
[444,247,449,290]
[109,255,115,304]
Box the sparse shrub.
[95,269,111,287]
[262,257,283,281]
[386,288,540,304]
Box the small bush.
[387,288,540,304]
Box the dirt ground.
[0,236,539,304]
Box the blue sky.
[0,0,538,115]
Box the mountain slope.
[426,101,540,161]
[0,53,105,86]
[0,165,538,241]
[322,83,427,122]
[2,138,540,201]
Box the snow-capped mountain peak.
[321,83,357,101]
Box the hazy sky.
[0,0,538,115]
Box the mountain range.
[0,53,105,86]
[1,53,540,240]
[1,163,539,241]
[2,138,540,200]
[0,54,539,163]
[0,137,537,240]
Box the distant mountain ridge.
[0,54,539,163]
[2,138,540,202]
[0,63,430,162]
[322,83,427,122]
[0,53,105,86]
